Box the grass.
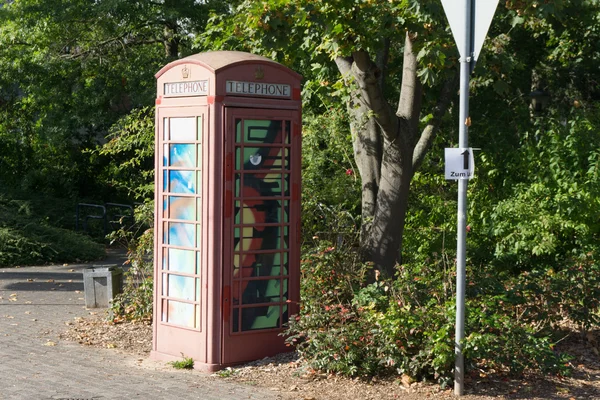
[168,355,195,370]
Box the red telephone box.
[151,51,301,371]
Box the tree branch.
[412,71,459,172]
[396,32,422,141]
[350,49,397,139]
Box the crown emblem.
[255,66,264,80]
[182,66,190,79]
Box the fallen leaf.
[106,343,116,349]
[68,269,75,272]
[27,279,34,282]
[44,341,57,346]
[47,279,54,283]
[25,311,31,315]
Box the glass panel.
[232,308,239,333]
[197,144,202,168]
[196,251,202,275]
[195,305,201,330]
[163,170,168,192]
[243,174,283,196]
[163,118,168,141]
[196,223,202,247]
[170,117,196,141]
[169,170,195,194]
[167,300,195,328]
[283,200,290,223]
[283,226,289,249]
[283,252,289,275]
[260,252,282,277]
[169,144,195,167]
[241,120,282,144]
[235,119,242,143]
[168,274,195,301]
[162,196,168,218]
[196,278,201,302]
[285,121,291,144]
[167,222,194,247]
[241,279,287,305]
[284,148,290,169]
[283,174,290,196]
[197,116,203,141]
[167,248,195,273]
[236,147,283,171]
[196,170,202,194]
[241,305,281,331]
[196,198,202,221]
[234,174,240,197]
[168,196,195,221]
[162,248,168,270]
[163,144,168,166]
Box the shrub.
[285,242,584,385]
[109,201,154,322]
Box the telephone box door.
[222,107,300,363]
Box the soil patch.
[60,314,600,399]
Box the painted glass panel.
[168,274,195,301]
[241,305,281,331]
[163,170,168,192]
[169,144,195,167]
[163,144,168,166]
[242,174,283,196]
[235,146,283,171]
[196,223,202,247]
[163,117,168,141]
[232,308,239,332]
[169,170,195,194]
[196,252,202,275]
[241,120,283,144]
[167,248,195,273]
[241,279,287,305]
[197,144,202,168]
[167,222,194,247]
[285,120,291,144]
[169,117,196,141]
[168,196,195,221]
[166,300,195,328]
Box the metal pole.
[455,0,473,396]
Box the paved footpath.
[0,251,285,400]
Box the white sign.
[164,80,208,97]
[440,0,499,61]
[226,80,291,98]
[445,148,475,180]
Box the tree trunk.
[336,33,457,278]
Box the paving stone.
[0,255,286,400]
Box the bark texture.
[335,33,457,277]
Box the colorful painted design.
[159,115,204,329]
[231,118,291,332]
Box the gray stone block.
[82,265,123,308]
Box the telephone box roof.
[155,51,301,80]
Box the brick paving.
[0,252,285,400]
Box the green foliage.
[168,354,194,370]
[0,192,104,266]
[92,107,155,200]
[109,201,154,322]
[301,108,361,244]
[286,242,591,383]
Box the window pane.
[168,196,195,221]
[169,170,195,194]
[167,248,195,273]
[169,144,195,167]
[241,305,281,331]
[170,117,196,141]
[167,222,194,247]
[241,279,287,305]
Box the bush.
[0,192,104,266]
[109,201,154,322]
[285,242,587,385]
